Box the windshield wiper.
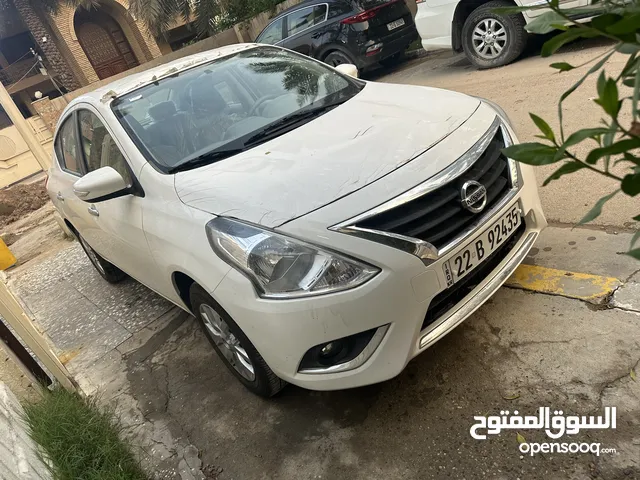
[166,148,245,173]
[245,100,347,146]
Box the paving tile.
[66,265,174,333]
[22,278,130,353]
[11,243,89,299]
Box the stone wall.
[48,0,164,85]
[0,119,53,187]
[0,383,51,480]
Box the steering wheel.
[248,94,281,117]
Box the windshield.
[112,46,363,173]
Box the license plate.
[443,205,521,287]
[387,18,405,30]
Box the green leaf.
[578,190,619,224]
[606,13,640,35]
[592,13,622,32]
[599,77,620,117]
[564,128,610,148]
[554,127,610,161]
[503,392,520,400]
[597,71,606,99]
[543,161,586,186]
[631,230,640,248]
[617,43,640,54]
[525,11,567,34]
[541,28,594,57]
[634,214,640,221]
[493,5,543,14]
[557,50,615,140]
[502,143,563,165]
[628,248,640,260]
[530,113,555,141]
[621,173,640,196]
[550,62,575,72]
[517,432,527,444]
[585,138,640,165]
[631,368,637,381]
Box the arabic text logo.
[470,406,616,440]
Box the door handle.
[56,192,64,202]
[88,205,99,217]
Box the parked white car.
[414,0,590,68]
[47,43,545,396]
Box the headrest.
[148,101,177,121]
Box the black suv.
[255,0,419,70]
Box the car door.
[281,4,331,56]
[66,105,164,292]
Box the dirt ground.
[0,180,50,231]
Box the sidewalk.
[4,225,640,479]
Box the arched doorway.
[74,8,139,80]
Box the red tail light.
[340,0,401,24]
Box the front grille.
[421,222,525,331]
[355,128,512,249]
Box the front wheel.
[190,285,286,397]
[461,0,527,69]
[77,234,127,284]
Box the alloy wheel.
[199,303,255,381]
[472,19,507,59]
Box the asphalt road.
[376,38,638,231]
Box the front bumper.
[212,122,546,391]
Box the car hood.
[175,82,480,228]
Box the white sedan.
[47,44,545,396]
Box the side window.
[327,1,351,19]
[54,116,81,175]
[77,110,133,186]
[257,17,284,44]
[287,6,318,36]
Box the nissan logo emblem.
[460,180,487,213]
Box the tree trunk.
[11,0,80,91]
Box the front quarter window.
[112,46,364,173]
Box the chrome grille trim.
[330,117,522,264]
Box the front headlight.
[206,217,379,299]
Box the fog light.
[298,325,389,373]
[320,341,343,358]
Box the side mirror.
[335,63,359,78]
[73,167,129,202]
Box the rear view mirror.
[73,167,128,202]
[335,63,359,78]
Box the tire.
[189,284,286,397]
[379,51,405,68]
[461,0,527,69]
[324,50,356,68]
[77,234,127,284]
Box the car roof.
[66,43,257,110]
